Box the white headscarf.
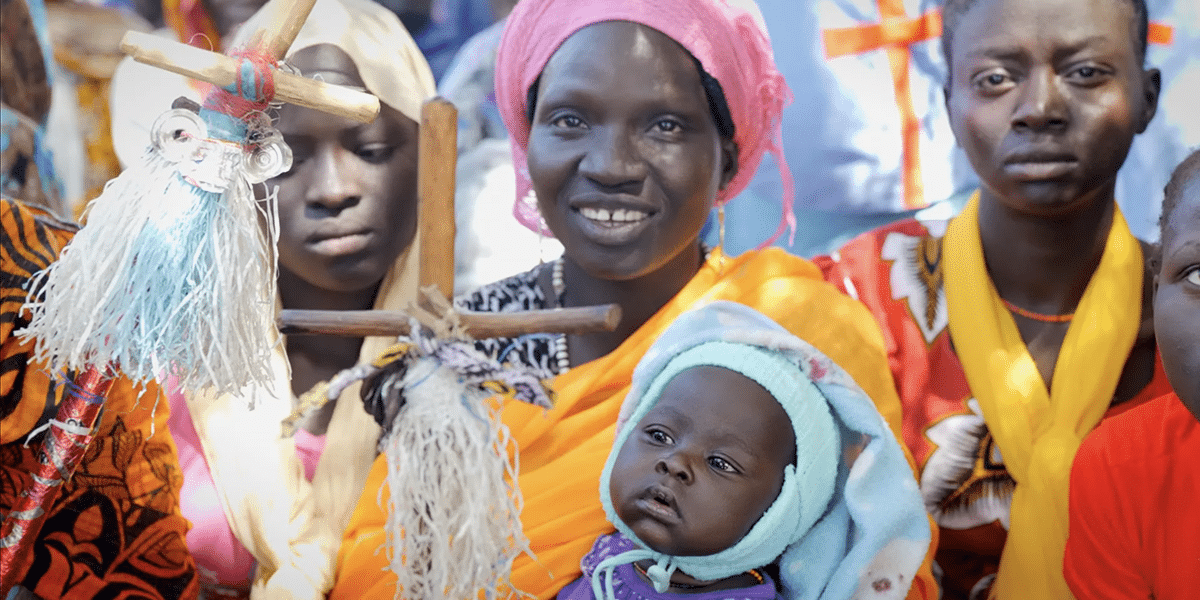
[186,0,435,597]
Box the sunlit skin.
[944,0,1159,396]
[609,366,795,590]
[267,44,419,431]
[1154,173,1200,422]
[527,21,737,367]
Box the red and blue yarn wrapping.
[0,365,114,588]
[200,49,277,143]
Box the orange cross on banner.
[1148,22,1174,45]
[822,3,941,211]
[822,3,1174,211]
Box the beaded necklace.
[1000,297,1074,323]
[631,560,764,590]
[550,245,711,375]
[551,257,569,374]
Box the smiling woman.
[331,1,937,598]
[160,0,436,597]
[525,22,732,285]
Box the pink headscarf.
[495,0,796,247]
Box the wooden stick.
[278,305,622,338]
[120,31,380,123]
[236,0,318,59]
[417,98,458,299]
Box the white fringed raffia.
[380,355,533,600]
[20,149,280,396]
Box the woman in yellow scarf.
[814,0,1169,598]
[331,0,938,598]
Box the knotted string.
[590,549,677,598]
[199,49,277,141]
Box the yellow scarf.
[943,193,1142,599]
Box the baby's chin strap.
[590,548,678,598]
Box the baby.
[558,301,930,599]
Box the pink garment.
[494,0,796,246]
[294,427,326,482]
[165,385,328,590]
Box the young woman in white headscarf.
[163,0,435,596]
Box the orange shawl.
[331,248,935,599]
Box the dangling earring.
[717,203,727,272]
[538,220,546,267]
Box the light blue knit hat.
[594,335,841,595]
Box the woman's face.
[269,44,419,294]
[944,0,1158,217]
[526,21,735,281]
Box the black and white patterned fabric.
[456,262,561,378]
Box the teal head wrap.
[595,336,841,595]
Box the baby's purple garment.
[556,533,778,600]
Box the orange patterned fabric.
[331,248,938,600]
[1,197,197,598]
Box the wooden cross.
[821,4,942,211]
[0,0,358,586]
[275,99,620,339]
[121,0,619,336]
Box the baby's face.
[609,365,796,557]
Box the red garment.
[815,218,1172,600]
[1064,392,1200,599]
